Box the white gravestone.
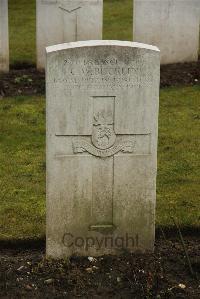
[0,0,9,72]
[36,0,103,69]
[46,40,160,258]
[134,0,200,64]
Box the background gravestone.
[134,0,200,65]
[36,0,103,69]
[46,40,160,258]
[0,0,9,72]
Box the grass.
[0,97,45,239]
[9,0,36,66]
[0,87,199,240]
[157,86,200,227]
[103,0,133,41]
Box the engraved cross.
[56,96,151,232]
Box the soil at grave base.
[0,60,200,98]
[0,235,200,299]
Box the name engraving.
[48,57,154,90]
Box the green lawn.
[104,0,133,41]
[0,97,45,239]
[9,0,36,66]
[157,86,200,227]
[0,86,199,240]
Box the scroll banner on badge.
[73,139,135,158]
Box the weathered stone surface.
[36,0,103,69]
[134,0,200,64]
[46,40,160,258]
[0,0,9,72]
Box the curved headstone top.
[46,39,160,258]
[46,40,160,53]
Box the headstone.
[0,0,9,72]
[36,0,103,69]
[46,40,160,258]
[134,0,200,64]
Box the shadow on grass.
[10,62,36,70]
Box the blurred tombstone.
[134,0,200,64]
[36,0,103,69]
[0,0,9,72]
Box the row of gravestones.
[0,0,200,72]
